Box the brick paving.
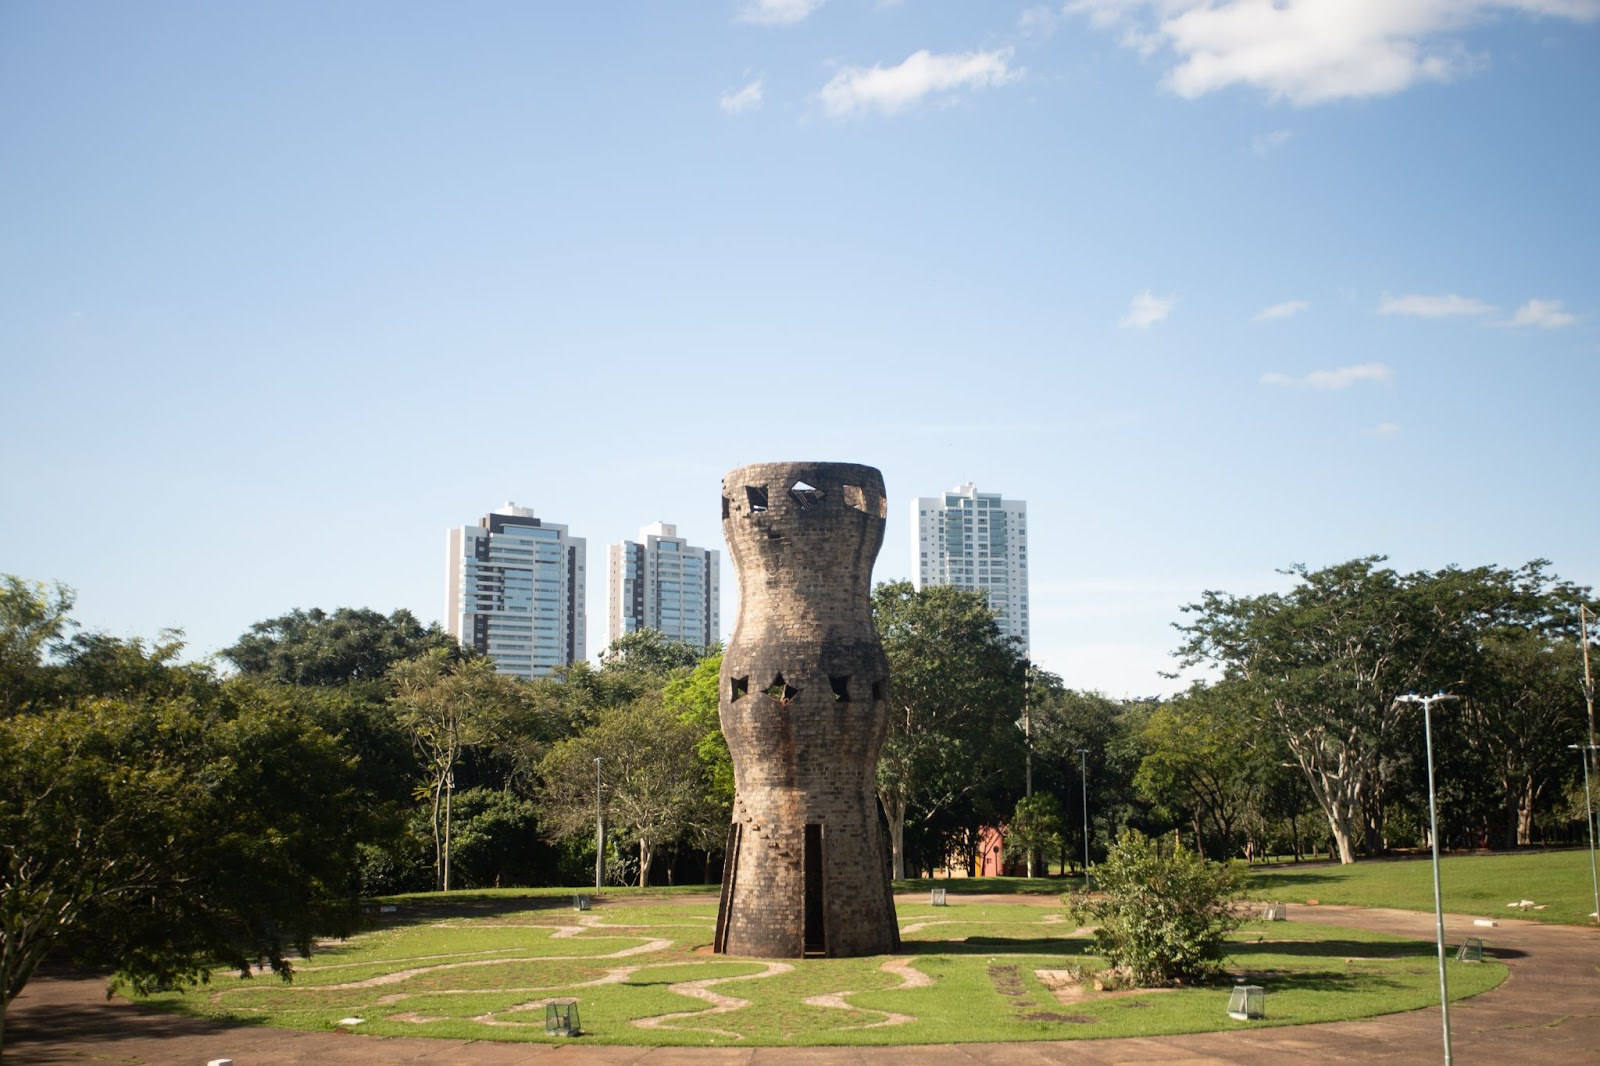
[6,903,1596,1065]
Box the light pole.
[1568,743,1600,924]
[1076,747,1090,889]
[1394,691,1458,1066]
[594,757,605,893]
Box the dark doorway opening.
[803,823,826,957]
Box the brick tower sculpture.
[712,461,900,958]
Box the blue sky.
[3,1,1597,696]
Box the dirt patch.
[1019,1011,1095,1023]
[1035,970,1178,1004]
[988,963,1029,1000]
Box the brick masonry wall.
[714,462,900,958]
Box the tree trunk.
[443,777,453,892]
[881,792,907,880]
[638,839,652,888]
[1517,776,1537,847]
[1327,810,1357,864]
[429,775,445,890]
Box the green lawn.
[138,891,1506,1046]
[1242,849,1600,926]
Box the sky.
[2,1,1598,698]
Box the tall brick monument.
[712,461,900,958]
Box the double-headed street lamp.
[1568,742,1600,925]
[1393,691,1458,1066]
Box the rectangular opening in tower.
[803,823,826,957]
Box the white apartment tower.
[608,521,721,649]
[446,503,586,679]
[912,483,1030,652]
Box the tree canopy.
[222,606,460,686]
[1176,557,1592,861]
[873,580,1027,879]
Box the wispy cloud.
[1252,129,1294,154]
[1019,4,1066,37]
[1379,292,1495,318]
[1496,298,1577,329]
[1260,363,1393,390]
[1119,290,1176,329]
[1060,1,1600,106]
[1365,421,1402,437]
[818,48,1022,118]
[1253,299,1309,322]
[719,78,765,114]
[738,0,825,26]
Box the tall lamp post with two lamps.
[1569,742,1600,925]
[1393,691,1458,1066]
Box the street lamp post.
[1076,747,1090,889]
[594,757,605,893]
[1394,691,1459,1066]
[1568,743,1600,924]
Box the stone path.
[6,903,1596,1065]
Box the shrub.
[1067,829,1244,986]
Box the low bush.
[1067,829,1244,986]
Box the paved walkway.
[7,903,1596,1065]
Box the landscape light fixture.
[1076,747,1091,889]
[1567,742,1600,925]
[1393,691,1459,1066]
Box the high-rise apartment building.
[446,503,586,679]
[911,483,1029,652]
[608,521,721,649]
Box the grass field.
[909,848,1600,927]
[1242,849,1600,926]
[139,890,1506,1046]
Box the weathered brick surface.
[713,462,900,958]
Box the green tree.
[1067,829,1244,987]
[223,606,460,686]
[1177,558,1594,862]
[538,697,706,886]
[873,581,1027,879]
[0,687,362,1054]
[389,652,519,891]
[1030,680,1139,872]
[1176,559,1473,863]
[1134,682,1269,859]
[0,575,76,713]
[598,628,706,677]
[1006,792,1065,876]
[663,649,734,813]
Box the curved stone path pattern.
[8,897,1597,1064]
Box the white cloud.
[720,78,765,114]
[1366,421,1402,437]
[1379,292,1496,318]
[738,0,825,26]
[1498,298,1577,329]
[1019,4,1066,37]
[1260,362,1394,389]
[1252,128,1294,154]
[818,48,1022,118]
[1253,299,1309,321]
[1061,1,1600,105]
[1119,290,1176,329]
